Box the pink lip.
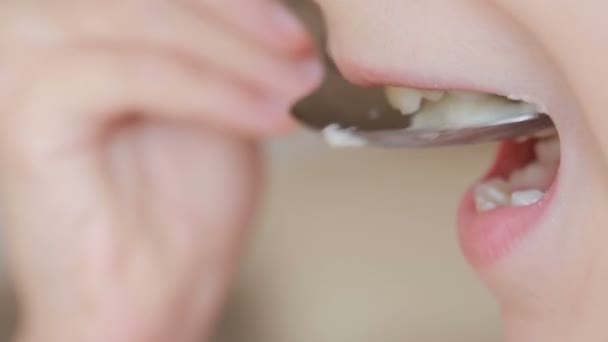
[457,141,559,268]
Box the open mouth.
[301,43,563,268]
[384,85,561,267]
[458,131,560,267]
[474,133,559,211]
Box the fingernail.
[270,3,306,39]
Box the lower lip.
[457,141,558,268]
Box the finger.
[184,0,313,54]
[8,49,297,148]
[71,1,323,101]
[148,2,323,100]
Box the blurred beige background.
[215,132,501,342]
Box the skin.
[0,0,606,341]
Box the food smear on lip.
[385,86,540,130]
[322,124,368,147]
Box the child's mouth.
[458,134,560,268]
[474,134,559,211]
[385,85,561,267]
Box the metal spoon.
[289,1,555,148]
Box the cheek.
[471,0,608,313]
[491,0,608,161]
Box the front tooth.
[448,91,488,102]
[385,87,423,115]
[474,178,511,212]
[421,90,445,102]
[534,137,560,165]
[511,189,544,206]
[509,162,555,191]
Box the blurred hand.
[0,1,322,341]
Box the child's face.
[316,0,608,340]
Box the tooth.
[511,189,544,206]
[385,87,423,115]
[534,137,560,165]
[474,178,511,212]
[448,91,488,102]
[421,90,445,102]
[476,198,499,212]
[508,162,555,191]
[533,127,558,139]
